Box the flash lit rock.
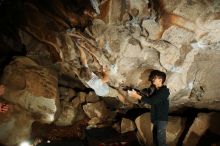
[19,141,30,146]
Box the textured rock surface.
[1,57,59,123]
[120,118,136,134]
[83,101,110,125]
[167,116,186,146]
[183,112,220,146]
[59,86,76,102]
[54,102,77,126]
[15,0,220,111]
[135,113,153,145]
[0,104,33,146]
[135,112,186,146]
[1,0,220,145]
[86,91,100,103]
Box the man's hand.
[101,67,109,83]
[0,103,9,113]
[117,94,126,104]
[128,89,142,100]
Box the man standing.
[128,70,169,146]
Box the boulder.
[1,57,59,123]
[54,101,78,126]
[121,118,136,134]
[183,112,220,146]
[135,113,186,146]
[83,101,109,121]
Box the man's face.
[152,76,162,88]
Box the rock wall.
[0,105,33,146]
[17,0,220,111]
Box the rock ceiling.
[16,0,220,110]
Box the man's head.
[148,70,166,88]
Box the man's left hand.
[128,89,142,100]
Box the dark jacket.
[140,85,170,123]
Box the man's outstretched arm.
[128,87,169,104]
[77,42,88,67]
[140,88,169,104]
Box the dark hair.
[148,70,166,84]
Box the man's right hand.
[128,89,142,100]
